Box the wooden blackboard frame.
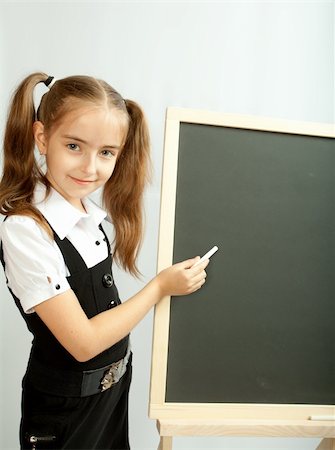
[149,108,335,450]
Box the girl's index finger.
[192,259,210,274]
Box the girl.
[0,72,209,450]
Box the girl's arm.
[34,257,208,362]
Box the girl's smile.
[34,105,127,211]
[69,176,97,185]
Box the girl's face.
[34,105,127,211]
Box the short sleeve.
[0,216,71,313]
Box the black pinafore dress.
[1,222,131,450]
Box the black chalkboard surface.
[165,122,334,405]
[150,109,335,430]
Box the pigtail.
[0,72,51,232]
[103,99,151,276]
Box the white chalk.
[193,246,219,267]
[309,415,335,421]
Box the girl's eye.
[67,143,80,151]
[100,149,115,159]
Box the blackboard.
[150,108,335,424]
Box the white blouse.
[0,184,110,314]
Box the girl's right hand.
[155,257,209,298]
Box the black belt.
[27,346,132,398]
[81,346,131,397]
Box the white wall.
[0,1,333,449]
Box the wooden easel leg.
[158,435,173,450]
[316,438,335,450]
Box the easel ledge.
[156,419,335,450]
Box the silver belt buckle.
[100,360,122,392]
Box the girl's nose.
[81,154,96,175]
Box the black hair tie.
[44,76,55,88]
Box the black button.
[107,300,116,309]
[55,284,60,290]
[102,273,113,288]
[95,241,100,245]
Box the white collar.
[33,184,107,239]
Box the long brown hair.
[0,72,150,275]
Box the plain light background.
[0,1,333,449]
